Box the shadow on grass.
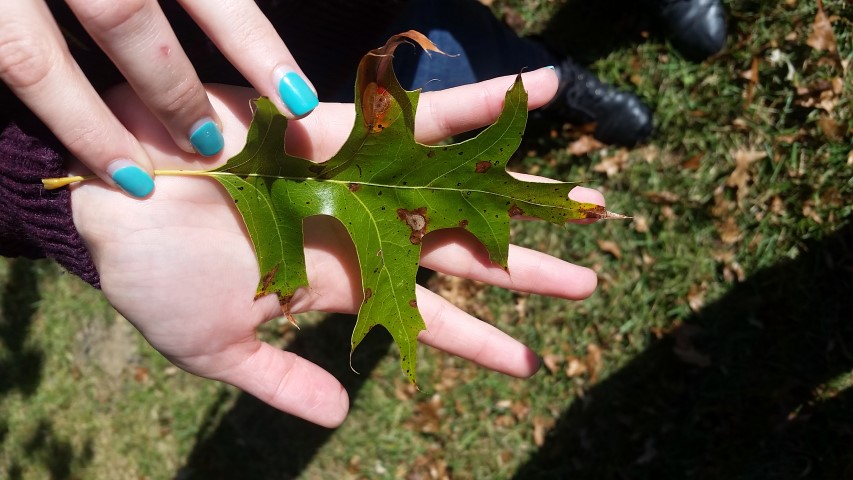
[1,260,94,479]
[513,223,853,479]
[0,258,44,396]
[177,313,394,480]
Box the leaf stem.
[41,169,217,190]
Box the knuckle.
[64,124,109,161]
[70,0,149,34]
[0,23,58,90]
[156,77,207,119]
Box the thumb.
[209,341,350,428]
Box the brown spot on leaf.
[458,219,469,228]
[362,83,393,133]
[348,182,360,192]
[580,205,608,219]
[427,150,436,158]
[256,265,280,297]
[363,288,373,303]
[409,299,418,308]
[397,207,429,244]
[475,161,492,173]
[508,204,525,217]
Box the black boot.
[545,58,653,147]
[654,0,726,61]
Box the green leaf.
[210,32,608,385]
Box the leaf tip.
[580,205,631,221]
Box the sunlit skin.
[69,68,606,428]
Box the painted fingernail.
[189,117,224,156]
[276,70,318,117]
[545,65,556,70]
[108,160,154,198]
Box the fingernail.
[276,70,318,117]
[108,160,154,198]
[545,65,556,70]
[189,117,224,156]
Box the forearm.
[0,121,100,287]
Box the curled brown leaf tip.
[581,205,631,220]
[279,295,299,329]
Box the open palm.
[70,69,604,427]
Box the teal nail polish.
[111,165,154,198]
[545,65,556,70]
[189,119,224,156]
[278,72,318,116]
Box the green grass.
[2,1,852,478]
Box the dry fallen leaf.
[632,214,650,233]
[742,56,760,106]
[565,357,588,378]
[807,0,838,53]
[533,416,556,447]
[542,353,563,374]
[807,0,844,71]
[586,343,603,383]
[593,149,630,177]
[717,216,742,245]
[681,153,704,170]
[818,115,847,141]
[597,239,623,259]
[727,149,767,203]
[687,284,707,312]
[567,134,605,156]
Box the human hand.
[1,0,317,198]
[70,67,604,427]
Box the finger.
[286,67,560,160]
[416,285,540,378]
[420,232,599,301]
[414,66,559,144]
[0,0,155,198]
[209,340,349,428]
[178,0,319,118]
[66,0,224,157]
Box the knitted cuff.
[0,123,100,288]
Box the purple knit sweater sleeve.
[0,122,100,288]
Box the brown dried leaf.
[597,239,623,259]
[407,394,443,434]
[585,343,603,383]
[593,149,630,177]
[717,216,742,245]
[567,135,605,156]
[727,149,767,203]
[645,191,681,204]
[687,284,707,312]
[681,153,704,170]
[632,214,650,233]
[818,115,847,142]
[807,0,838,53]
[565,357,588,378]
[542,353,563,374]
[742,56,760,106]
[533,416,556,447]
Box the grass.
[2,0,852,478]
